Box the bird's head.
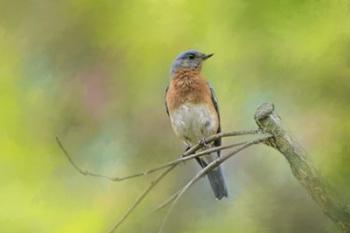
[170,50,213,75]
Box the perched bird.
[165,49,228,199]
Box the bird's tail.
[206,165,228,200]
[195,151,228,200]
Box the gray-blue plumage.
[165,50,227,200]
[170,49,213,75]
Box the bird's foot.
[199,138,209,148]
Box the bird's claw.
[199,138,208,148]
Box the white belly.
[170,103,218,145]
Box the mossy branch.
[255,103,350,233]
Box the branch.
[151,141,262,212]
[106,142,249,232]
[105,129,262,232]
[108,165,176,233]
[152,190,180,212]
[152,141,248,174]
[57,130,262,233]
[255,103,350,233]
[57,103,350,233]
[152,139,268,213]
[56,130,260,182]
[157,135,272,233]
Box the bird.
[165,49,228,200]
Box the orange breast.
[166,69,216,114]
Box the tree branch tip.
[255,103,275,121]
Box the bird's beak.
[202,53,214,60]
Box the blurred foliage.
[1,0,350,232]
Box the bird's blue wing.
[165,85,169,116]
[208,82,222,156]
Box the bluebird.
[165,49,228,199]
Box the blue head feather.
[170,50,213,75]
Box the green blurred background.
[1,0,350,232]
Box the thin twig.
[107,131,243,232]
[152,190,181,212]
[202,129,262,144]
[56,129,264,233]
[108,165,177,233]
[56,136,145,181]
[147,141,250,175]
[153,135,271,213]
[56,130,261,182]
[150,140,257,213]
[158,135,272,233]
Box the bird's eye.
[188,54,195,59]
